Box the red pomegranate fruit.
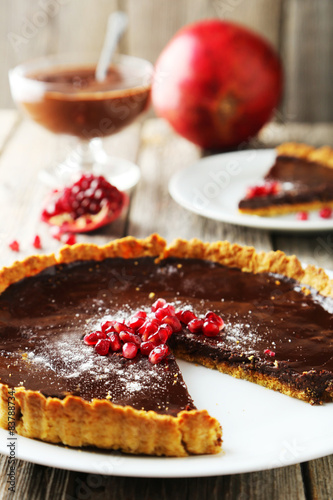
[152,19,283,149]
[41,173,128,233]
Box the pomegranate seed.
[319,207,332,219]
[113,321,132,334]
[264,349,275,357]
[9,240,19,252]
[148,326,170,346]
[188,318,204,333]
[83,332,99,345]
[246,181,280,199]
[122,342,138,359]
[296,211,308,221]
[140,341,155,355]
[33,235,42,249]
[149,344,170,364]
[163,315,182,332]
[119,331,141,346]
[148,331,163,346]
[205,311,224,331]
[95,330,107,340]
[176,309,197,325]
[108,332,122,352]
[64,234,76,245]
[157,324,173,339]
[151,298,166,312]
[95,338,111,355]
[127,315,146,330]
[134,311,148,319]
[101,320,115,333]
[138,319,160,340]
[202,320,220,337]
[155,304,176,321]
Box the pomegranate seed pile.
[83,298,225,364]
[42,174,124,221]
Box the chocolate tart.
[0,234,333,457]
[238,142,333,216]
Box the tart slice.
[238,142,333,216]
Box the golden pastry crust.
[0,385,221,456]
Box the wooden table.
[0,110,332,499]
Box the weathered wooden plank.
[49,0,118,55]
[281,0,333,122]
[258,122,333,148]
[62,465,306,500]
[0,455,70,500]
[272,232,333,271]
[304,455,333,500]
[213,0,282,48]
[0,110,20,154]
[120,0,215,62]
[1,0,59,109]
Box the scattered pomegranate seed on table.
[9,240,20,252]
[33,235,42,249]
[64,234,77,245]
[83,298,225,364]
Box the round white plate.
[2,298,333,479]
[169,149,333,232]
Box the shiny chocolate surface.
[0,257,332,408]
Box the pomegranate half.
[152,19,283,149]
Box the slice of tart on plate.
[238,143,333,216]
[0,234,332,457]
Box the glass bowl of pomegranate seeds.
[9,52,152,189]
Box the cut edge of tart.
[238,142,333,216]
[1,234,333,455]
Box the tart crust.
[1,234,333,454]
[238,142,333,216]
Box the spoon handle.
[95,11,128,82]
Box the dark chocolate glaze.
[239,155,333,209]
[0,257,332,408]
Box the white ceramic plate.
[1,295,333,479]
[169,149,333,232]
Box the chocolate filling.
[239,155,333,210]
[0,257,332,409]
